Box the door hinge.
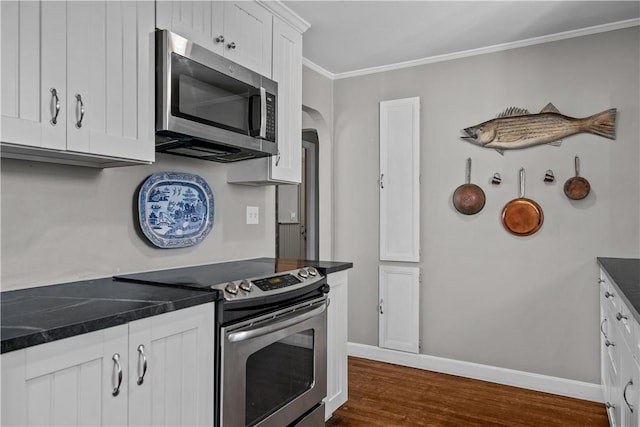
[419,174,422,184]
[419,272,423,283]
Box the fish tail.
[586,108,617,140]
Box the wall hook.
[491,173,502,185]
[544,170,555,183]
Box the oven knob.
[239,280,253,292]
[225,282,238,295]
[298,269,309,279]
[307,267,318,277]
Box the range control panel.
[212,266,321,301]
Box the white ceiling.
[282,1,640,79]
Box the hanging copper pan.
[501,168,543,236]
[564,156,591,200]
[453,158,486,215]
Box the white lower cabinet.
[1,303,214,426]
[600,269,640,427]
[378,265,420,354]
[325,270,349,420]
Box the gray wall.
[1,153,275,290]
[332,27,639,384]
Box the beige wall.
[1,153,276,290]
[331,27,639,384]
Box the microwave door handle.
[227,303,326,343]
[259,87,267,139]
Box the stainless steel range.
[117,263,328,427]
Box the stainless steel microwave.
[156,30,277,162]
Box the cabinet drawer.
[600,271,619,311]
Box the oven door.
[221,298,327,427]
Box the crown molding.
[302,57,335,80]
[258,0,310,34]
[327,18,640,80]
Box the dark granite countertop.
[1,258,352,354]
[1,278,217,354]
[598,258,640,324]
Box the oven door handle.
[227,303,326,343]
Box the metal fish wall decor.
[460,103,617,155]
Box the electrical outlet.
[246,206,259,224]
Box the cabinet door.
[325,270,349,419]
[128,303,215,427]
[271,17,303,183]
[379,97,421,262]
[619,348,639,427]
[1,0,66,150]
[156,1,224,54]
[223,1,273,77]
[1,325,129,426]
[379,265,420,353]
[66,0,155,162]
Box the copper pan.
[564,156,591,200]
[501,168,543,236]
[453,158,486,215]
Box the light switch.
[246,206,259,224]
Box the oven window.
[245,330,314,426]
[170,53,259,135]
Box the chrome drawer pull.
[112,353,123,396]
[50,88,60,125]
[75,94,85,128]
[137,344,148,385]
[605,292,615,299]
[616,312,628,321]
[605,340,615,347]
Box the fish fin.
[495,149,505,156]
[587,108,617,140]
[540,103,560,114]
[549,139,563,147]
[497,107,530,118]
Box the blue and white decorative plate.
[138,172,215,248]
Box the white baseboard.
[347,342,603,403]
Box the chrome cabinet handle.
[215,35,224,43]
[605,339,615,347]
[598,279,605,284]
[605,292,615,299]
[606,401,615,409]
[624,380,634,412]
[616,312,628,321]
[136,344,148,385]
[112,353,123,396]
[275,150,281,166]
[380,174,384,189]
[379,299,384,315]
[50,88,60,125]
[227,41,236,50]
[74,94,85,128]
[327,298,331,308]
[600,318,608,338]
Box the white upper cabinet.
[379,97,421,262]
[226,15,305,185]
[157,1,273,77]
[1,1,66,151]
[1,0,155,167]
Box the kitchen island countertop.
[598,257,640,324]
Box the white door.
[66,0,155,162]
[379,265,420,353]
[379,97,421,262]
[325,270,349,419]
[128,303,215,427]
[223,1,273,77]
[1,0,66,150]
[1,325,129,426]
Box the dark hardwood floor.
[326,357,609,427]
